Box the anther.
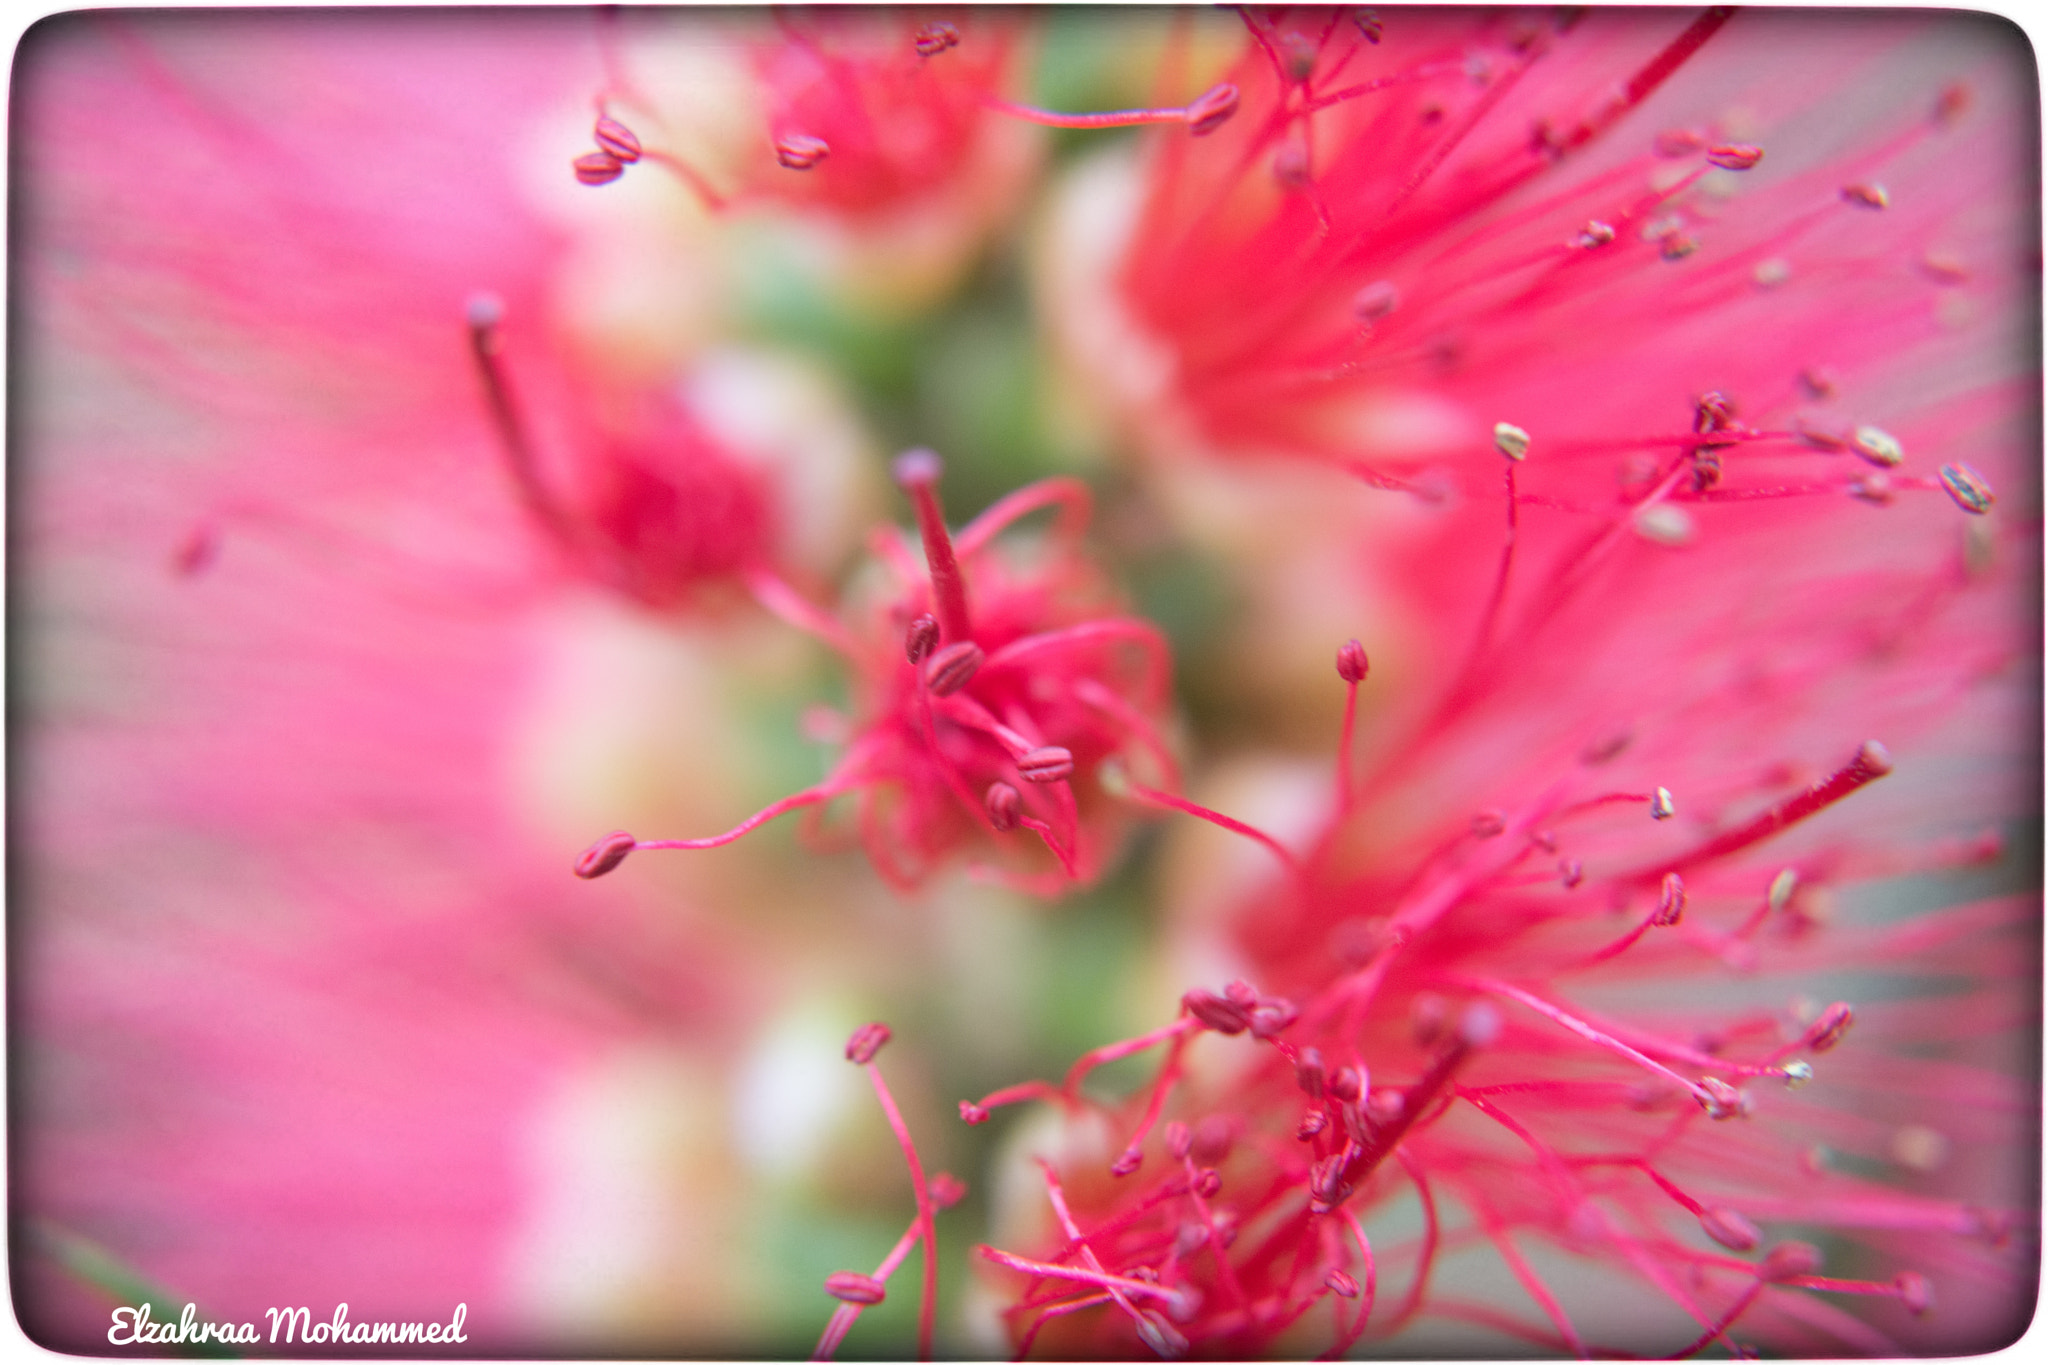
[1411,994,1448,1047]
[1851,425,1904,467]
[1296,1047,1327,1098]
[1111,1146,1144,1177]
[1660,233,1700,261]
[1164,1120,1192,1160]
[574,831,637,879]
[1853,740,1893,777]
[1699,1077,1751,1120]
[1192,1168,1222,1198]
[1272,144,1312,190]
[775,133,830,170]
[1325,1269,1360,1298]
[1182,988,1251,1035]
[1297,1111,1327,1140]
[1768,868,1799,913]
[1841,182,1890,209]
[1354,10,1383,43]
[1365,1089,1404,1124]
[1470,811,1507,839]
[845,1022,892,1065]
[1653,872,1686,926]
[959,1100,990,1125]
[1351,282,1399,325]
[1248,997,1298,1039]
[1753,257,1792,288]
[1633,504,1695,546]
[1336,638,1370,684]
[1328,1066,1363,1104]
[1780,1060,1813,1088]
[913,21,959,56]
[1706,143,1763,170]
[930,1172,968,1209]
[1018,747,1075,784]
[1759,1242,1822,1283]
[825,1270,887,1305]
[1559,858,1584,889]
[1280,31,1318,82]
[1805,1002,1854,1052]
[985,782,1022,832]
[1700,1207,1762,1251]
[1895,1271,1933,1315]
[1493,421,1531,460]
[1185,83,1240,136]
[1651,787,1676,820]
[1939,463,1995,514]
[1655,129,1705,156]
[1457,1002,1502,1048]
[905,613,939,664]
[573,150,625,186]
[1308,1155,1354,1213]
[594,115,643,163]
[1135,1314,1188,1359]
[1575,219,1616,248]
[1849,471,1894,504]
[1934,82,1970,127]
[1224,979,1258,1007]
[924,641,984,696]
[1798,367,1837,400]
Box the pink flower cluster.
[12,5,2037,1361]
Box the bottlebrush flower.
[965,8,2037,1358]
[572,8,1045,312]
[578,452,1178,894]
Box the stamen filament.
[811,1217,921,1360]
[976,1246,1179,1302]
[464,301,585,555]
[860,1060,938,1360]
[633,783,842,852]
[743,568,860,656]
[954,476,1094,557]
[1647,742,1893,878]
[1451,978,1716,1108]
[1117,778,1301,875]
[893,452,973,643]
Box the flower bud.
[573,831,636,879]
[845,1021,892,1065]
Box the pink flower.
[578,452,1177,893]
[965,8,2037,1358]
